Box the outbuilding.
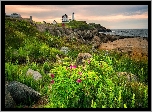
[53,20,57,24]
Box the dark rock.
[106,29,112,32]
[7,81,41,106]
[5,86,16,108]
[92,29,98,36]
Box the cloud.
[76,11,148,22]
[5,5,148,29]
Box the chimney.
[30,16,32,21]
[72,12,74,20]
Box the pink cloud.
[5,5,62,14]
[76,11,148,22]
[5,5,148,29]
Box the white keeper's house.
[62,12,75,23]
[62,14,68,23]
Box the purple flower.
[50,80,54,84]
[70,65,76,69]
[76,79,82,83]
[50,74,55,78]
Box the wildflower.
[70,65,76,69]
[50,80,54,84]
[50,74,55,78]
[88,60,91,64]
[78,72,82,75]
[76,79,82,83]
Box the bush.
[46,54,148,108]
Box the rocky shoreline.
[33,22,148,59]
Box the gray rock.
[7,81,41,105]
[5,86,16,108]
[26,68,42,81]
[76,53,92,66]
[60,47,70,55]
[36,24,47,32]
[56,30,62,37]
[92,36,101,49]
[65,28,72,35]
[117,72,138,82]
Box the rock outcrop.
[6,81,41,106]
[5,85,16,108]
[33,22,113,48]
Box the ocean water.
[100,29,148,38]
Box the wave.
[100,29,148,38]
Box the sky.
[5,5,148,29]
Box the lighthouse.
[72,12,74,20]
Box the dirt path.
[98,37,148,61]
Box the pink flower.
[50,80,54,84]
[50,74,55,78]
[70,65,76,69]
[76,79,82,83]
[78,72,82,75]
[88,60,91,64]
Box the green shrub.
[46,55,148,108]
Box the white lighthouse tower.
[72,12,74,20]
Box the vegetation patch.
[5,18,148,108]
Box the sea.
[99,29,148,38]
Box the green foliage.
[65,20,93,30]
[47,54,148,108]
[5,17,148,108]
[66,49,79,59]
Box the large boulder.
[7,81,41,105]
[5,85,16,108]
[92,36,101,49]
[76,53,92,66]
[26,68,42,81]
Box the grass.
[5,17,148,108]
